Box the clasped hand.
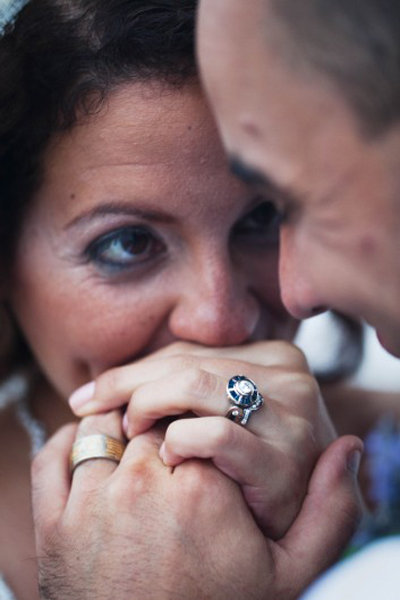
[32,341,363,599]
[71,340,336,538]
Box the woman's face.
[8,83,297,397]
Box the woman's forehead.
[45,82,223,172]
[31,81,247,228]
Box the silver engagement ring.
[225,375,264,426]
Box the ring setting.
[226,375,264,426]
[70,434,126,474]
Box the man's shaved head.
[198,0,400,356]
[268,0,400,136]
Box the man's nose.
[279,229,327,320]
[168,259,261,346]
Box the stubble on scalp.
[263,0,400,138]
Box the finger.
[151,340,308,370]
[69,358,165,415]
[159,416,311,538]
[120,425,165,467]
[69,410,125,500]
[125,368,227,437]
[124,364,292,439]
[69,356,202,416]
[276,435,364,590]
[69,355,238,416]
[31,423,78,535]
[160,416,265,476]
[69,341,308,417]
[113,425,167,495]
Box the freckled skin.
[198,0,400,356]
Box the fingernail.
[69,381,95,413]
[122,413,129,437]
[347,449,362,476]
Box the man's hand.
[32,410,362,600]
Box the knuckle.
[180,367,217,399]
[275,341,310,370]
[111,458,156,502]
[170,353,196,371]
[127,385,146,413]
[175,459,221,500]
[207,418,237,450]
[106,476,131,505]
[94,368,120,398]
[177,467,204,498]
[164,419,184,445]
[293,372,320,404]
[77,414,101,432]
[275,370,321,411]
[76,410,122,438]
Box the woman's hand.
[32,411,363,600]
[69,341,337,538]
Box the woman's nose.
[279,230,327,320]
[168,261,261,346]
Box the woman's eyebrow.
[64,201,175,230]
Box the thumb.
[275,435,364,593]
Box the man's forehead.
[198,0,267,56]
[199,0,264,25]
[229,157,269,188]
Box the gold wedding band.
[70,434,126,473]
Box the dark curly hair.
[0,0,196,262]
[0,0,197,374]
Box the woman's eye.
[234,201,282,244]
[86,227,165,271]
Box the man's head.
[198,0,400,356]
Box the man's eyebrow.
[229,155,299,206]
[229,156,273,187]
[64,201,175,230]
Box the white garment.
[0,576,16,600]
[301,536,400,600]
